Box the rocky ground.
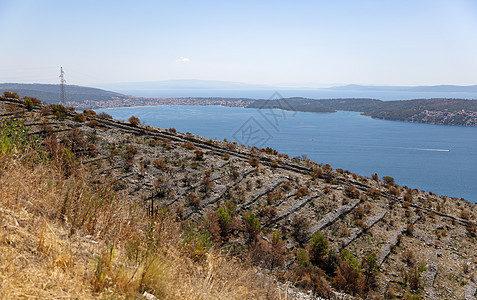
[1,96,476,299]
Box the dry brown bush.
[128,115,140,126]
[181,142,195,150]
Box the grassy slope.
[0,116,285,299]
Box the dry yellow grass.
[0,152,287,299]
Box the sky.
[0,0,476,87]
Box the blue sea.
[97,105,477,203]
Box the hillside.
[1,93,477,299]
[0,83,129,106]
[248,98,477,126]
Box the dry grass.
[0,151,286,299]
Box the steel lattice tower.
[59,67,66,106]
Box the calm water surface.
[97,105,477,203]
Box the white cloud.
[175,56,190,63]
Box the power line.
[59,67,66,106]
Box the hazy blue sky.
[1,0,476,87]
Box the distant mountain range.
[328,84,477,93]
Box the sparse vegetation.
[1,97,476,299]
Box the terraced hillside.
[1,95,476,299]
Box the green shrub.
[217,207,232,239]
[309,231,328,266]
[0,119,35,155]
[51,104,67,119]
[24,97,34,111]
[341,249,361,272]
[244,212,261,244]
[297,248,311,267]
[383,176,395,185]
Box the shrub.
[405,222,414,236]
[310,167,323,180]
[403,193,413,202]
[371,173,379,181]
[402,250,416,266]
[362,252,379,289]
[187,192,200,208]
[270,160,279,168]
[258,205,277,222]
[40,107,52,115]
[3,91,20,99]
[296,248,311,267]
[98,112,112,119]
[217,207,232,240]
[355,219,366,229]
[87,120,100,128]
[295,265,332,298]
[345,185,360,199]
[128,116,140,126]
[29,97,41,105]
[67,127,86,152]
[181,142,195,150]
[407,266,422,291]
[80,110,95,118]
[248,157,260,167]
[204,210,221,243]
[194,150,204,160]
[153,159,168,171]
[461,210,470,220]
[366,188,381,199]
[244,212,261,245]
[24,97,34,111]
[295,186,309,198]
[168,128,177,133]
[266,231,286,270]
[291,215,311,246]
[0,119,35,155]
[73,113,87,122]
[354,206,364,219]
[309,231,328,266]
[341,249,361,271]
[51,104,67,119]
[124,144,137,161]
[382,176,395,185]
[201,175,214,194]
[324,248,339,276]
[332,259,364,296]
[226,142,237,151]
